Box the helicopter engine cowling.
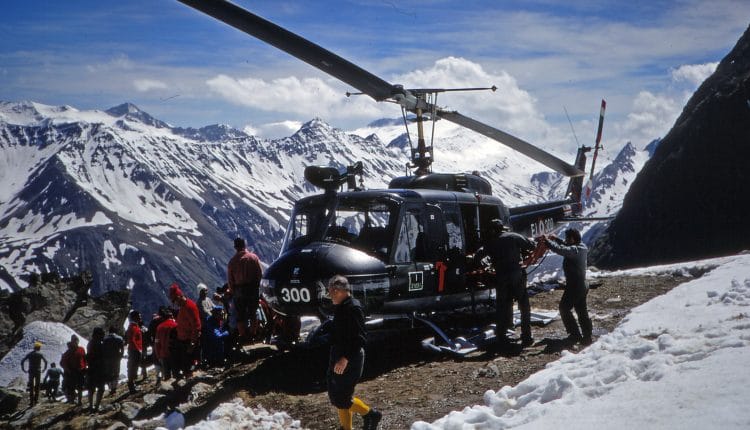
[261,242,389,317]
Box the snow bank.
[0,321,87,390]
[412,253,750,429]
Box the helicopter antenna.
[563,106,581,147]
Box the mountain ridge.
[0,100,647,317]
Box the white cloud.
[671,62,718,87]
[206,57,570,153]
[395,57,568,154]
[133,79,168,92]
[615,91,683,148]
[85,54,135,73]
[244,120,302,139]
[205,74,387,120]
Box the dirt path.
[246,274,690,429]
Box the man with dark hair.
[86,327,106,411]
[155,308,177,382]
[125,310,143,394]
[21,341,47,406]
[102,326,124,395]
[168,283,201,379]
[43,362,63,401]
[476,219,536,346]
[60,335,86,405]
[326,275,381,430]
[543,228,593,345]
[227,237,263,341]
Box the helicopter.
[178,0,602,352]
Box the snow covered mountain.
[0,100,649,316]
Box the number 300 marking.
[281,287,311,303]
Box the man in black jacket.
[21,341,47,406]
[326,275,381,430]
[476,219,536,346]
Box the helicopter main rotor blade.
[178,0,396,101]
[437,110,585,177]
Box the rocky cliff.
[0,272,130,358]
[590,25,750,268]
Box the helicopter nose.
[263,242,387,316]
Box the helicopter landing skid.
[416,310,559,356]
[414,314,502,356]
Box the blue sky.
[1,0,749,156]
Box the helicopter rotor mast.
[178,0,584,178]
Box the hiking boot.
[564,334,583,345]
[362,408,382,430]
[521,337,534,347]
[581,336,593,346]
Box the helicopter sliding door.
[390,203,450,300]
[440,203,466,294]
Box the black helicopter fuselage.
[261,172,578,318]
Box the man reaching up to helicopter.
[541,228,593,345]
[476,219,536,347]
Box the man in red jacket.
[125,310,143,394]
[60,335,86,405]
[169,283,201,379]
[227,237,262,340]
[154,308,177,382]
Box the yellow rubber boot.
[337,408,353,430]
[350,397,371,415]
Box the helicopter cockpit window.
[322,198,397,261]
[282,200,329,252]
[281,196,398,260]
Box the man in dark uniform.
[543,228,593,345]
[477,219,536,346]
[227,237,263,341]
[102,326,124,395]
[326,275,381,430]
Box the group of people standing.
[477,220,593,348]
[21,314,143,411]
[144,237,263,383]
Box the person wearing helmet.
[543,228,593,345]
[326,275,382,430]
[21,341,48,406]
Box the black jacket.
[479,231,535,274]
[330,296,367,361]
[21,350,47,373]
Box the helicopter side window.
[293,214,308,237]
[394,211,422,263]
[443,209,463,253]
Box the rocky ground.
[2,272,694,429]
